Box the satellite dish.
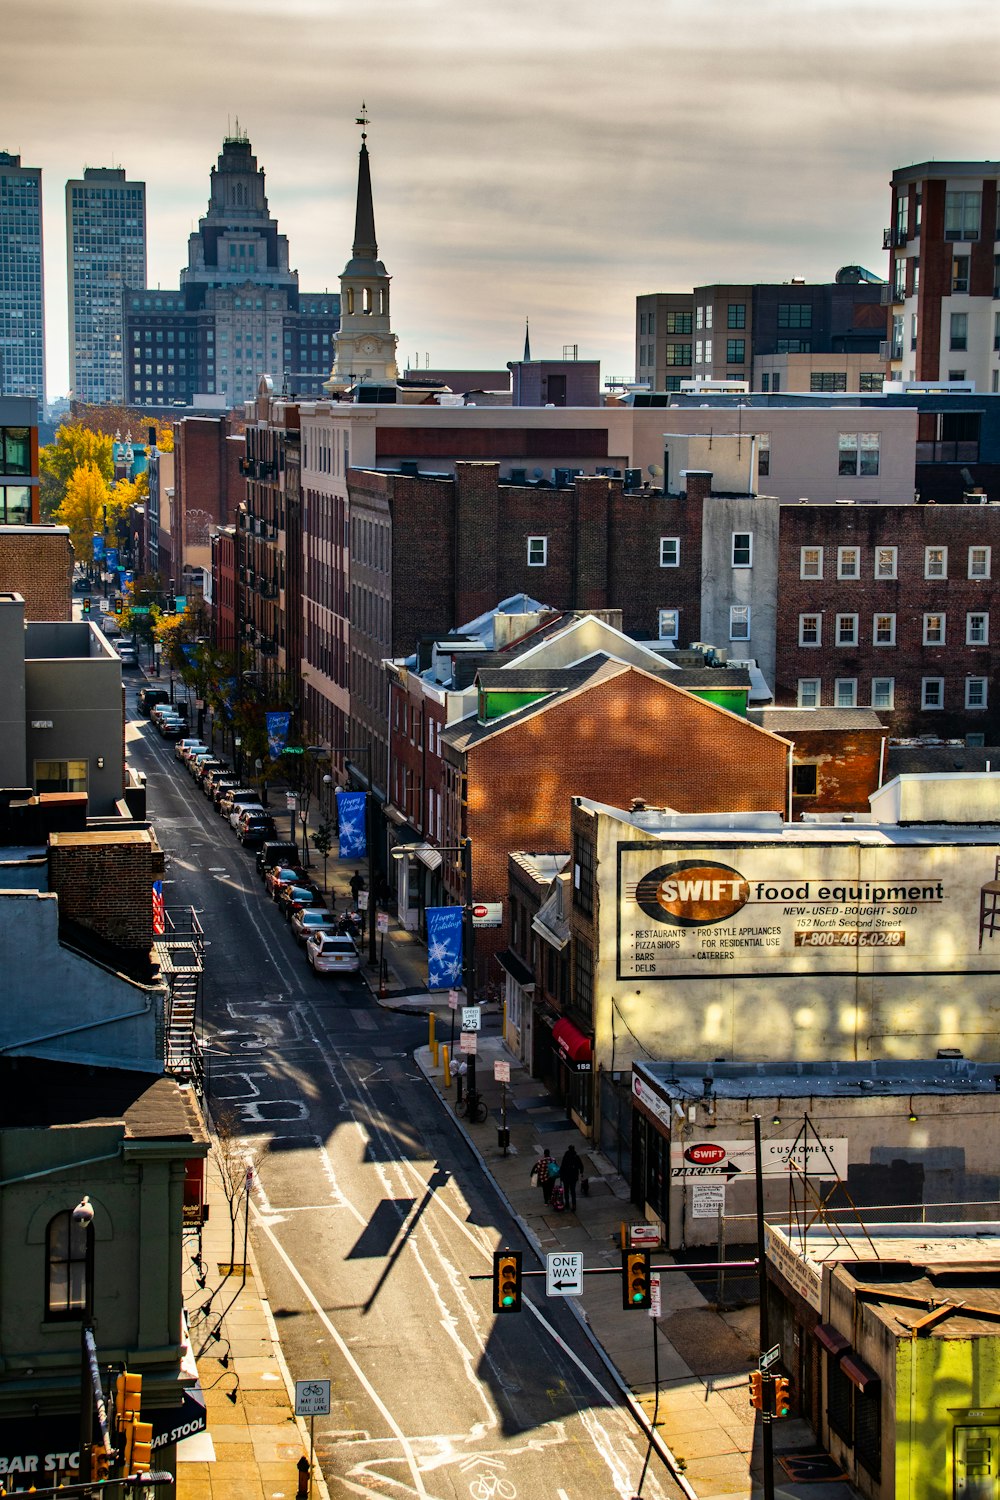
[531,467,545,480]
[648,464,664,477]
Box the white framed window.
[921,678,945,710]
[658,608,679,642]
[527,535,548,567]
[838,431,880,476]
[875,546,898,579]
[732,532,753,567]
[659,536,680,567]
[969,546,991,579]
[923,613,946,646]
[800,546,823,579]
[836,613,858,647]
[871,677,895,710]
[837,546,860,579]
[729,604,750,641]
[873,613,896,646]
[925,546,947,579]
[834,678,857,708]
[967,612,989,645]
[797,678,821,709]
[799,613,822,647]
[966,677,988,709]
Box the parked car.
[266,864,307,897]
[306,932,361,975]
[159,717,186,740]
[117,645,139,669]
[192,756,225,784]
[291,906,338,945]
[256,841,300,879]
[237,812,277,848]
[278,883,323,921]
[139,686,171,716]
[175,738,207,762]
[229,798,264,830]
[210,776,243,807]
[202,766,234,797]
[218,787,257,819]
[188,750,218,775]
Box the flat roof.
[636,1058,1000,1099]
[580,799,1000,845]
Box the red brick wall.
[0,530,73,619]
[787,728,884,818]
[918,179,947,381]
[458,666,788,973]
[48,830,154,955]
[173,418,246,572]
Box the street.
[127,684,679,1500]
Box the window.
[921,678,944,709]
[871,677,895,709]
[573,938,594,1025]
[792,763,818,796]
[839,432,880,476]
[859,372,884,393]
[967,677,988,709]
[834,678,857,707]
[761,374,770,393]
[46,1210,91,1319]
[729,605,750,640]
[639,313,647,335]
[665,343,691,366]
[726,339,745,363]
[573,832,594,916]
[776,338,810,354]
[658,608,679,642]
[925,546,947,578]
[799,613,822,647]
[696,306,703,330]
[945,189,981,241]
[811,372,847,392]
[950,312,968,351]
[34,759,88,793]
[923,613,946,645]
[757,433,770,477]
[705,306,713,329]
[727,303,746,329]
[827,1356,853,1442]
[873,613,896,646]
[797,679,821,708]
[527,536,547,567]
[854,1388,882,1481]
[952,254,970,293]
[665,311,692,335]
[732,532,753,567]
[777,303,812,328]
[967,612,989,645]
[704,338,713,364]
[659,536,680,567]
[800,546,823,579]
[836,614,858,646]
[970,546,991,579]
[875,546,897,579]
[948,369,967,383]
[837,546,859,579]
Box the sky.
[6,0,1000,400]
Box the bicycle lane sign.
[294,1378,331,1416]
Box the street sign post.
[545,1251,583,1298]
[650,1272,662,1319]
[294,1381,331,1500]
[759,1344,781,1371]
[493,1060,510,1083]
[461,1005,481,1031]
[459,1031,478,1055]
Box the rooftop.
[636,1057,1000,1100]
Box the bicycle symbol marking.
[468,1476,516,1500]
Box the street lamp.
[234,735,242,781]
[73,1195,96,1489]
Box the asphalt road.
[127,682,678,1500]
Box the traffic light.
[82,596,92,615]
[115,1371,142,1431]
[166,595,176,614]
[128,1421,153,1475]
[492,1249,522,1313]
[621,1249,651,1309]
[92,1444,111,1481]
[749,1371,764,1410]
[113,596,123,615]
[773,1375,792,1418]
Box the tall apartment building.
[124,133,338,410]
[0,153,45,405]
[66,167,146,405]
[636,272,885,393]
[885,160,1000,390]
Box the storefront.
[552,1016,594,1131]
[496,946,534,1064]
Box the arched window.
[362,287,372,315]
[379,288,388,316]
[46,1211,91,1319]
[346,288,355,315]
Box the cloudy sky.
[7,0,1000,398]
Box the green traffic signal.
[493,1249,522,1314]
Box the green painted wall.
[895,1334,1000,1498]
[480,690,548,721]
[687,688,748,717]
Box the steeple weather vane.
[355,102,369,142]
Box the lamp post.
[234,735,242,781]
[74,1195,96,1491]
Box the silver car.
[291,907,338,946]
[306,932,360,974]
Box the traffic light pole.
[755,1116,776,1500]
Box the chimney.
[682,469,712,504]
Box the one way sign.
[546,1250,583,1298]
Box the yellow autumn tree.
[39,422,114,521]
[54,461,114,558]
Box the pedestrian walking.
[531,1147,555,1205]
[559,1145,583,1211]
[349,869,366,903]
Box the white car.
[175,739,207,762]
[306,932,361,974]
[229,799,264,829]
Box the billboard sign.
[670,1135,848,1180]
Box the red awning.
[840,1353,880,1393]
[814,1322,851,1359]
[552,1017,593,1067]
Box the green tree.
[39,422,113,521]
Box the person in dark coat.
[559,1145,583,1211]
[533,1147,555,1205]
[349,869,365,903]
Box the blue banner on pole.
[106,547,118,570]
[265,711,291,758]
[336,791,367,858]
[92,533,105,561]
[426,906,464,991]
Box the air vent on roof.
[399,460,420,478]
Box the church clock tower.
[326,105,398,393]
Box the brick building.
[748,708,886,817]
[210,526,237,654]
[775,503,1000,736]
[0,525,72,620]
[171,414,244,597]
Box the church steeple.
[523,318,532,362]
[326,105,398,394]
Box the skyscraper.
[0,152,45,405]
[66,166,147,404]
[124,131,338,410]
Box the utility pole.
[755,1116,775,1500]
